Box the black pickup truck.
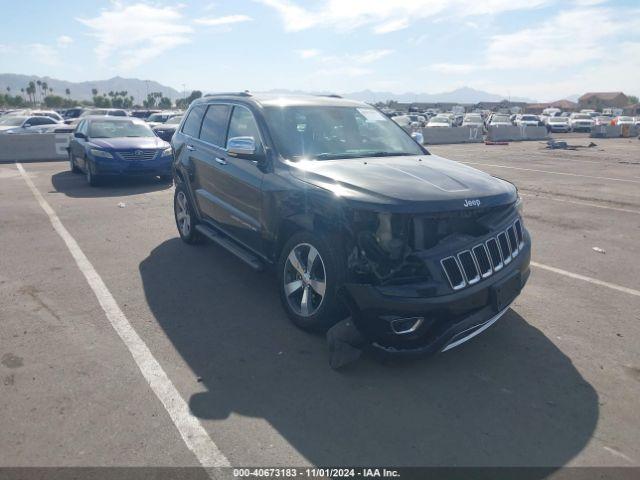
[171,93,530,362]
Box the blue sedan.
[68,116,173,186]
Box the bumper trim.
[441,303,511,352]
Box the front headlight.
[89,148,113,159]
[161,147,173,157]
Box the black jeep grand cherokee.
[171,93,530,357]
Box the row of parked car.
[390,108,640,133]
[0,107,184,141]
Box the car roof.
[194,92,368,109]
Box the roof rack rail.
[316,94,342,99]
[204,91,252,98]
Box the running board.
[195,224,264,272]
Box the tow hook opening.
[390,316,425,335]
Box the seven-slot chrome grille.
[441,218,525,291]
[117,149,159,161]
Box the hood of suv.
[289,154,517,213]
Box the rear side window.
[182,105,206,137]
[199,104,231,146]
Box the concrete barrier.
[591,125,639,138]
[0,133,72,162]
[421,126,483,145]
[487,125,549,142]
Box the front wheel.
[69,152,80,173]
[86,161,101,186]
[277,231,348,332]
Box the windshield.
[573,114,591,119]
[521,116,538,121]
[492,115,510,122]
[88,120,155,138]
[549,117,567,123]
[430,116,449,123]
[263,106,423,160]
[165,116,182,125]
[0,116,27,126]
[464,115,482,121]
[618,116,633,121]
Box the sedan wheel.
[283,243,327,317]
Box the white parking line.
[531,261,640,298]
[519,192,640,215]
[462,162,640,184]
[15,163,230,469]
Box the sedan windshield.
[263,106,424,160]
[0,116,27,126]
[165,116,182,125]
[88,120,156,138]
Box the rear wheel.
[278,231,347,332]
[174,184,203,244]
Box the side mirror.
[227,136,256,157]
[74,132,87,139]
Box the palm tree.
[65,88,71,99]
[6,86,10,94]
[91,88,98,96]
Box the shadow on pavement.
[140,238,598,469]
[51,170,172,198]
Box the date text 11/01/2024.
[232,468,401,478]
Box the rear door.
[188,103,232,225]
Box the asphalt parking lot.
[1,133,639,473]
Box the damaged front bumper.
[342,232,531,357]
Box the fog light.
[390,317,424,335]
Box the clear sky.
[1,0,639,101]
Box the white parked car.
[546,116,571,133]
[488,114,512,127]
[614,116,635,126]
[593,116,613,127]
[461,113,484,128]
[514,114,540,127]
[0,115,60,133]
[569,113,594,132]
[31,110,64,122]
[426,115,453,128]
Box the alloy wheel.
[175,191,191,237]
[283,243,326,317]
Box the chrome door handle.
[186,145,196,151]
[215,157,227,165]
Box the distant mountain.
[255,87,534,104]
[0,74,180,103]
[342,87,534,104]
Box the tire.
[86,161,101,186]
[277,231,348,332]
[69,152,80,173]
[174,183,203,244]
